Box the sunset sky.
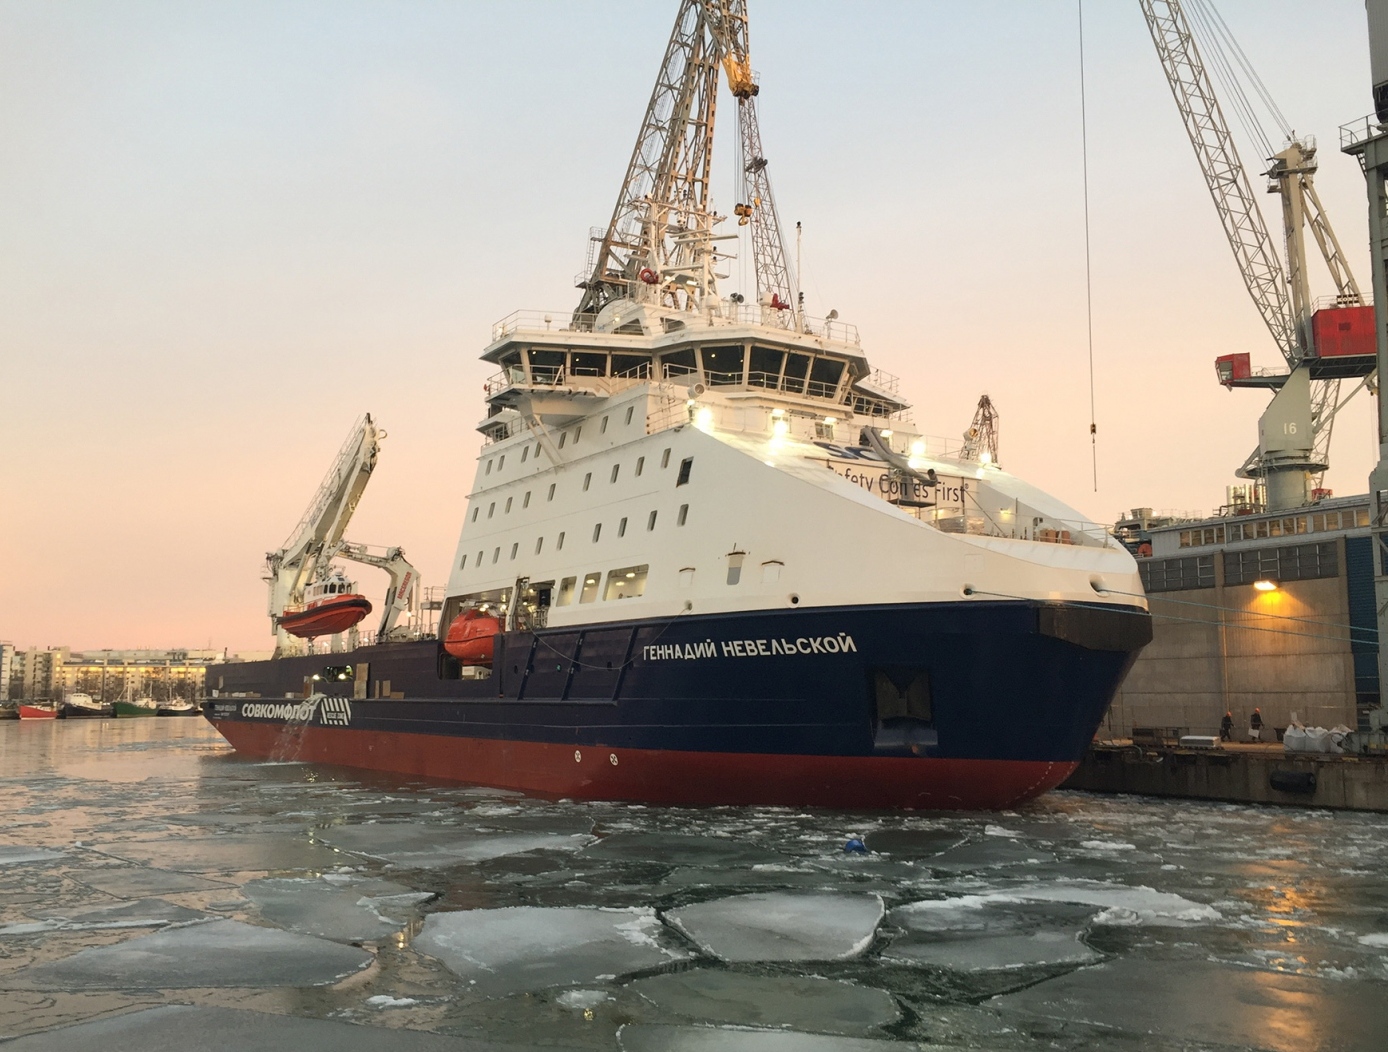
[1,0,1379,652]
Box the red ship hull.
[278,595,372,639]
[208,717,1078,810]
[18,704,58,720]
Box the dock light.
[773,418,789,437]
[1254,579,1279,592]
[910,440,925,457]
[980,452,992,465]
[771,408,784,417]
[880,429,893,438]
[696,407,714,430]
[824,416,837,425]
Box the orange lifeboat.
[279,574,372,640]
[443,609,502,666]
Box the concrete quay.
[1062,741,1388,812]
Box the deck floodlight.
[1253,579,1279,592]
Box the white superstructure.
[441,299,1144,634]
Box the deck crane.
[1141,0,1376,512]
[574,0,797,328]
[263,414,421,655]
[960,394,1000,465]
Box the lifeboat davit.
[443,609,502,666]
[279,574,372,639]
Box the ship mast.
[574,0,795,325]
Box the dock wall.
[1064,744,1388,812]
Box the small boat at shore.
[18,701,59,720]
[157,697,197,717]
[62,692,112,719]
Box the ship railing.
[488,306,860,346]
[490,311,599,342]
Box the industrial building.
[1106,496,1376,740]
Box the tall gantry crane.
[575,0,797,327]
[1141,0,1375,511]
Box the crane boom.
[331,541,420,642]
[1140,0,1299,364]
[574,0,795,324]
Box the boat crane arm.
[264,414,381,651]
[329,541,421,643]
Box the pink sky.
[1,1,1378,652]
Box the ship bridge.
[477,301,909,440]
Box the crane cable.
[1079,0,1098,491]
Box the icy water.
[2,721,1387,1052]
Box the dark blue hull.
[207,600,1149,768]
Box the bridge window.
[571,352,608,376]
[523,491,531,508]
[498,455,505,471]
[505,497,512,513]
[592,523,602,543]
[476,550,483,567]
[625,406,635,425]
[749,345,785,388]
[460,554,468,569]
[492,547,500,564]
[601,415,609,433]
[583,472,592,491]
[618,517,628,537]
[782,353,810,393]
[486,460,493,475]
[809,357,845,395]
[647,510,657,531]
[677,457,693,486]
[557,531,566,550]
[520,446,528,463]
[471,507,479,523]
[558,432,567,449]
[678,504,689,526]
[535,537,543,554]
[611,464,620,483]
[660,348,697,376]
[548,483,556,501]
[661,448,671,469]
[636,456,645,476]
[488,502,495,519]
[701,345,745,385]
[510,543,518,560]
[613,353,649,377]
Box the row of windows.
[1178,508,1368,549]
[460,505,691,570]
[498,345,848,395]
[483,405,644,478]
[472,452,692,525]
[1223,542,1338,586]
[1141,541,1340,592]
[546,556,786,606]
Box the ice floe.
[0,898,207,937]
[665,891,884,962]
[242,875,434,942]
[584,833,785,867]
[318,823,593,867]
[898,882,1219,927]
[884,930,1099,971]
[628,970,899,1034]
[0,846,64,866]
[7,918,373,989]
[0,1004,481,1051]
[1358,933,1388,948]
[618,1024,920,1051]
[412,906,684,996]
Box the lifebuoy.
[638,268,658,284]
